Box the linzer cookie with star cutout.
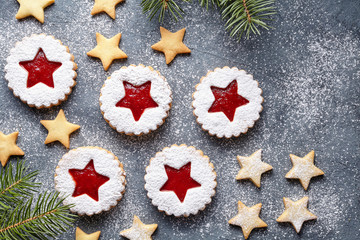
[5,34,77,108]
[54,147,126,216]
[99,64,172,135]
[144,144,217,217]
[192,67,263,138]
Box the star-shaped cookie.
[87,32,127,71]
[0,131,24,166]
[40,109,80,148]
[151,27,191,64]
[15,0,54,23]
[285,150,324,190]
[276,196,317,233]
[91,0,124,19]
[236,149,273,187]
[229,201,267,239]
[120,215,158,240]
[76,227,101,240]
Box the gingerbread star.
[87,32,127,71]
[285,150,324,190]
[229,201,267,239]
[40,109,80,148]
[120,215,158,240]
[91,0,124,19]
[0,131,24,167]
[15,0,54,23]
[151,27,191,64]
[76,227,101,240]
[276,196,317,233]
[236,149,273,187]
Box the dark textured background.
[0,0,359,239]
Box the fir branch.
[221,0,276,39]
[0,160,39,211]
[199,0,220,9]
[0,192,76,240]
[141,0,190,22]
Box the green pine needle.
[199,0,221,9]
[0,192,76,240]
[0,160,39,211]
[141,0,190,22]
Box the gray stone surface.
[0,0,359,239]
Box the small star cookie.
[236,149,272,187]
[87,32,127,71]
[15,0,54,23]
[40,109,80,148]
[120,215,158,240]
[76,227,101,240]
[0,131,24,166]
[229,201,267,239]
[151,27,191,64]
[285,150,324,190]
[91,0,124,19]
[276,196,317,233]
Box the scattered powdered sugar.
[54,147,126,216]
[5,34,76,108]
[192,67,263,138]
[144,144,216,217]
[100,65,172,135]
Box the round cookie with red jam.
[99,65,172,135]
[192,67,263,138]
[54,147,126,216]
[144,144,217,217]
[5,34,77,108]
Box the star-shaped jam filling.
[19,48,62,88]
[208,80,249,121]
[116,81,158,121]
[160,162,201,203]
[68,160,110,201]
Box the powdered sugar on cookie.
[54,147,126,216]
[144,144,217,217]
[192,67,263,138]
[5,34,77,108]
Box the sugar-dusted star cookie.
[87,33,127,71]
[120,215,158,240]
[236,149,272,187]
[276,196,317,233]
[91,0,124,19]
[151,27,191,64]
[16,0,54,23]
[76,227,101,240]
[0,131,24,166]
[40,109,80,148]
[285,150,324,190]
[228,201,267,239]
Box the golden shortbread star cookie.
[120,215,158,240]
[16,0,55,23]
[40,109,80,148]
[76,227,101,240]
[87,32,127,71]
[151,27,191,64]
[236,149,272,187]
[0,131,24,166]
[276,196,317,233]
[228,201,267,239]
[285,150,324,190]
[91,0,124,19]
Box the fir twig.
[221,0,276,39]
[0,192,76,240]
[0,160,39,211]
[199,0,221,9]
[141,0,190,22]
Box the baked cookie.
[192,67,263,138]
[54,147,126,216]
[91,0,124,19]
[144,144,217,217]
[0,131,24,166]
[99,65,172,135]
[120,215,158,240]
[75,227,101,240]
[5,34,77,108]
[15,0,54,23]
